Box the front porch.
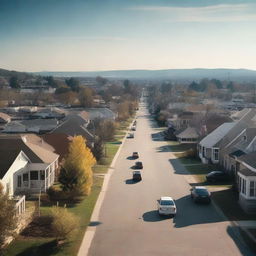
[15,163,55,195]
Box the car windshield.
[196,188,209,196]
[160,200,174,205]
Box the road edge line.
[77,121,132,256]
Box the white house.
[0,135,59,196]
[198,123,235,164]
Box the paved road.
[88,103,252,256]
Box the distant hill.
[35,68,256,81]
[0,68,33,80]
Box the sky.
[0,0,256,72]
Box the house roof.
[21,118,58,128]
[0,112,11,122]
[51,115,93,143]
[0,149,22,179]
[239,168,256,177]
[42,133,73,160]
[220,109,256,152]
[229,150,246,158]
[0,135,59,179]
[199,122,235,148]
[85,108,116,120]
[238,152,256,169]
[176,127,199,139]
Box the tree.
[79,87,94,107]
[65,78,80,92]
[9,76,20,89]
[59,136,96,196]
[91,137,104,161]
[45,76,58,88]
[51,206,79,242]
[96,76,107,86]
[0,183,17,248]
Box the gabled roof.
[239,169,256,177]
[200,122,235,148]
[42,133,73,160]
[0,135,59,179]
[176,127,199,139]
[51,115,93,143]
[0,112,11,122]
[220,109,256,151]
[238,151,256,170]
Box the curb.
[77,121,132,256]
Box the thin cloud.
[129,3,256,23]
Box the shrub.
[50,206,79,242]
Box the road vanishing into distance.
[88,102,253,256]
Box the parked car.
[127,133,134,139]
[131,126,136,131]
[190,186,211,204]
[157,196,176,216]
[133,171,142,181]
[135,161,143,169]
[133,120,137,125]
[132,152,139,158]
[206,171,229,182]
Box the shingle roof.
[221,109,256,153]
[0,112,11,122]
[229,150,246,158]
[199,122,235,148]
[238,152,256,169]
[0,135,59,179]
[51,115,93,143]
[176,127,199,139]
[239,168,256,177]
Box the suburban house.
[51,111,94,147]
[3,119,59,134]
[85,108,117,120]
[198,122,235,164]
[236,152,256,213]
[176,127,199,144]
[168,111,194,130]
[0,135,59,196]
[199,108,256,165]
[30,107,66,119]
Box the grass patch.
[4,177,104,256]
[5,117,133,256]
[167,142,197,152]
[211,188,256,221]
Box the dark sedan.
[190,186,211,204]
[206,171,229,182]
[135,161,143,169]
[133,171,142,181]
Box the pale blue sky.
[0,0,256,71]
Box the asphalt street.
[88,102,253,256]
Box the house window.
[249,181,256,197]
[17,175,22,187]
[242,179,246,195]
[30,171,38,180]
[40,170,45,180]
[213,148,219,161]
[23,173,28,181]
[202,147,205,158]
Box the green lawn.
[4,117,133,256]
[4,176,104,256]
[167,142,197,152]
